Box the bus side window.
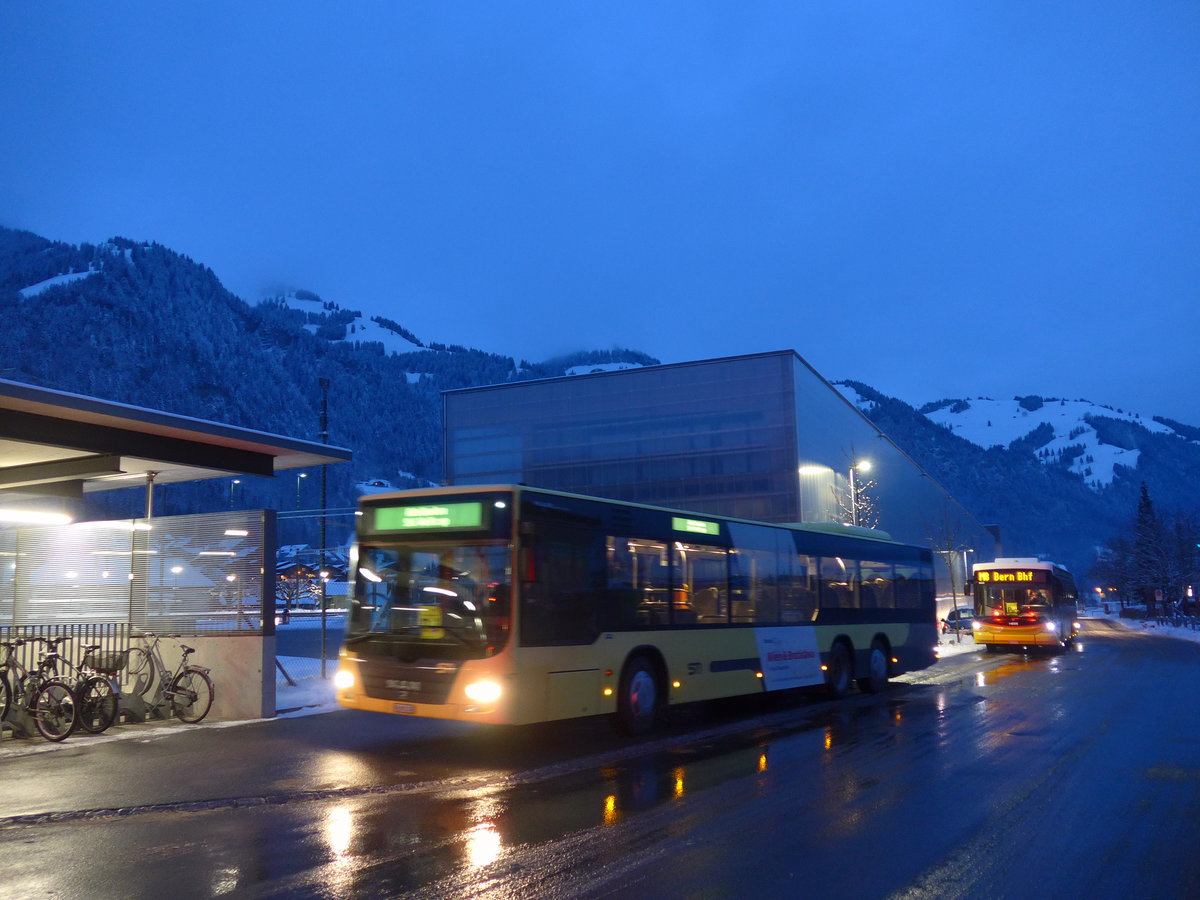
[859,560,894,609]
[893,561,923,610]
[728,523,779,624]
[781,552,818,622]
[819,556,858,609]
[672,541,728,625]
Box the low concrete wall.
[183,634,276,722]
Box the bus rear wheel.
[616,655,661,735]
[856,641,889,694]
[824,642,853,699]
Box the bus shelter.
[0,379,350,734]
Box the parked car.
[942,606,975,634]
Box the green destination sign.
[672,516,720,536]
[375,502,484,531]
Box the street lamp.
[848,460,871,528]
[296,472,307,509]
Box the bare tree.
[926,504,968,601]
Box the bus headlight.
[1045,621,1059,632]
[972,620,983,630]
[334,668,356,690]
[464,679,502,704]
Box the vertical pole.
[319,377,330,679]
[144,471,158,519]
[849,467,858,528]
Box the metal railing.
[1151,614,1200,631]
[0,622,132,671]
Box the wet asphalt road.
[2,618,1199,899]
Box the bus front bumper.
[974,626,1065,646]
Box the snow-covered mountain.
[838,386,1200,493]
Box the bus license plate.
[393,703,416,714]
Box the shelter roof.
[0,379,351,502]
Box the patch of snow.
[344,317,423,354]
[834,383,877,413]
[565,362,644,376]
[19,269,98,298]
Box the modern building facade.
[443,351,995,588]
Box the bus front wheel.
[616,655,661,735]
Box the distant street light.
[849,460,871,528]
[296,472,307,509]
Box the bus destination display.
[977,569,1047,584]
[374,502,484,531]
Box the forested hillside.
[0,227,653,545]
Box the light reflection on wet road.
[3,619,1200,899]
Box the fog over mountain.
[3,226,1198,580]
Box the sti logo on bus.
[375,502,484,531]
[978,570,1039,583]
[672,516,720,536]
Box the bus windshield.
[977,586,1053,618]
[347,539,512,656]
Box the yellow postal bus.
[335,485,937,733]
[970,558,1079,651]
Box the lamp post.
[848,460,871,528]
[295,472,307,509]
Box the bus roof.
[361,483,908,547]
[973,558,1070,574]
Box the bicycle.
[128,633,215,723]
[18,636,119,735]
[68,640,123,734]
[0,637,80,742]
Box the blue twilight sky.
[2,3,1199,423]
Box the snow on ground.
[934,607,1200,660]
[19,269,98,298]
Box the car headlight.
[464,679,502,704]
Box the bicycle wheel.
[33,679,78,742]
[170,669,214,723]
[77,676,119,734]
[122,646,154,697]
[0,672,11,723]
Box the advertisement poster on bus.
[753,627,824,691]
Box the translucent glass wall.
[444,350,997,597]
[0,509,274,634]
[445,354,801,522]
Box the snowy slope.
[925,397,1174,486]
[19,269,98,298]
[838,384,1195,489]
[279,291,423,356]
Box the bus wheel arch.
[615,648,667,735]
[824,638,854,699]
[857,636,891,694]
